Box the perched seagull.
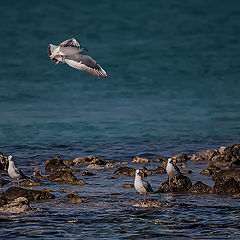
[134,169,153,203]
[166,158,181,184]
[48,38,107,78]
[7,155,29,187]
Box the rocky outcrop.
[190,149,219,162]
[0,151,8,171]
[152,166,166,174]
[20,179,44,187]
[157,175,192,193]
[171,153,189,162]
[212,169,240,182]
[114,167,136,177]
[48,170,78,182]
[122,183,134,188]
[2,187,55,202]
[0,197,31,214]
[132,156,149,163]
[45,156,70,172]
[188,181,212,194]
[213,177,240,195]
[73,155,106,166]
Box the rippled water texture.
[0,0,240,239]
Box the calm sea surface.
[0,0,240,239]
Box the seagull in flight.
[48,38,107,78]
[166,158,181,184]
[134,169,153,203]
[7,155,29,187]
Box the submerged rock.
[157,175,192,193]
[82,170,96,176]
[114,167,136,177]
[20,179,44,187]
[213,177,240,195]
[87,164,104,170]
[73,155,106,166]
[188,181,212,194]
[133,199,170,207]
[181,169,192,174]
[2,187,55,202]
[68,195,84,203]
[0,197,31,214]
[122,183,134,188]
[200,169,214,176]
[132,156,149,163]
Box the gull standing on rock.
[166,158,181,184]
[48,38,107,78]
[7,155,29,187]
[134,169,153,203]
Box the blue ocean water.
[0,1,240,239]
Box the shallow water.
[0,0,240,238]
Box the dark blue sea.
[0,0,240,239]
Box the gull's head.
[8,155,13,161]
[136,169,140,175]
[168,158,172,164]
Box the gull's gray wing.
[173,164,181,174]
[65,54,107,78]
[48,44,64,63]
[142,180,154,192]
[59,38,81,49]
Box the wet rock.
[200,169,214,176]
[33,170,48,180]
[64,193,76,199]
[2,187,55,202]
[63,160,74,166]
[20,179,45,187]
[105,163,117,168]
[122,183,134,188]
[87,164,104,170]
[0,197,31,214]
[171,153,188,162]
[153,166,166,174]
[132,156,149,163]
[48,170,78,182]
[133,199,170,207]
[209,143,240,169]
[82,170,95,176]
[157,175,192,193]
[60,189,78,194]
[212,169,240,183]
[151,157,167,163]
[142,166,151,176]
[0,151,8,171]
[73,155,106,166]
[45,156,70,172]
[190,149,219,162]
[188,181,212,194]
[68,195,83,203]
[0,194,7,207]
[69,180,86,185]
[213,177,240,195]
[181,169,192,174]
[114,167,136,177]
[177,163,187,168]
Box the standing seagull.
[7,155,29,187]
[48,38,107,78]
[134,169,153,203]
[166,158,181,185]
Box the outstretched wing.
[65,54,107,78]
[59,38,81,50]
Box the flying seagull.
[134,169,153,203]
[166,158,181,184]
[48,38,107,78]
[7,155,29,187]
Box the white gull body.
[7,155,28,187]
[134,169,153,202]
[48,38,107,78]
[166,158,181,184]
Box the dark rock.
[157,175,192,193]
[122,183,134,188]
[48,170,78,182]
[69,195,83,203]
[132,156,149,163]
[0,152,8,171]
[153,166,166,174]
[73,155,106,166]
[213,177,240,195]
[114,167,136,177]
[212,169,240,182]
[151,157,167,163]
[200,169,214,175]
[20,179,44,187]
[142,166,151,176]
[181,169,192,174]
[64,194,76,199]
[171,153,188,162]
[45,156,70,172]
[3,187,55,202]
[188,181,212,194]
[0,194,7,207]
[190,149,219,162]
[82,170,95,176]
